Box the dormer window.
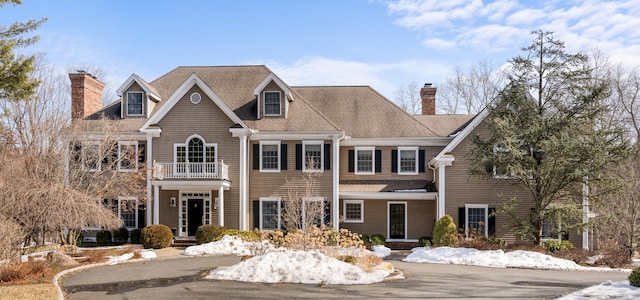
[263,91,281,116]
[127,92,143,116]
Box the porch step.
[172,239,197,247]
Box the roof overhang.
[342,137,451,147]
[340,191,436,200]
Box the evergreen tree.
[469,30,630,245]
[0,0,45,101]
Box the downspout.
[146,133,153,226]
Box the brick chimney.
[69,71,104,121]
[420,83,436,115]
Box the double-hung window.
[118,196,138,229]
[302,197,325,228]
[343,200,364,223]
[260,141,280,172]
[263,91,281,116]
[259,197,281,230]
[303,141,323,172]
[118,141,138,172]
[126,92,143,116]
[465,204,488,236]
[355,147,374,175]
[82,141,101,172]
[398,147,418,175]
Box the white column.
[153,185,160,224]
[332,138,340,230]
[218,186,225,226]
[146,134,153,226]
[238,134,248,230]
[437,166,446,219]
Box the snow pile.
[106,252,134,265]
[404,247,630,272]
[206,249,390,284]
[557,280,640,299]
[183,235,273,256]
[372,245,391,257]
[138,250,157,259]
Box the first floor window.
[302,197,325,228]
[260,198,281,230]
[398,147,418,174]
[343,200,364,223]
[465,204,488,236]
[82,141,101,172]
[118,197,138,229]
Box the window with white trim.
[303,141,323,172]
[302,197,325,228]
[355,147,374,175]
[259,197,281,230]
[82,141,101,172]
[260,141,280,172]
[118,196,138,229]
[118,141,138,172]
[343,200,364,223]
[465,204,488,236]
[126,92,143,116]
[398,147,418,175]
[263,91,281,116]
[174,135,217,174]
[493,145,515,178]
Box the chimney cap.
[72,70,97,79]
[424,83,433,87]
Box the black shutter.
[73,144,81,162]
[458,207,466,233]
[323,201,331,226]
[391,150,398,173]
[324,143,331,170]
[137,206,146,229]
[280,144,287,170]
[295,144,302,170]
[419,149,426,173]
[280,201,287,230]
[252,144,260,170]
[253,200,260,230]
[488,207,496,237]
[486,162,493,174]
[138,143,146,165]
[348,150,355,172]
[375,150,382,173]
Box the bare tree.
[0,57,143,250]
[393,81,422,115]
[437,59,505,114]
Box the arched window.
[174,135,217,174]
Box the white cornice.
[341,137,451,147]
[250,131,344,141]
[340,192,437,200]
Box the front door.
[188,199,203,236]
[389,202,406,240]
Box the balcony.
[152,161,229,180]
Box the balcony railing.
[152,160,229,180]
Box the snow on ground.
[403,247,631,272]
[557,280,640,299]
[107,252,134,265]
[372,245,391,257]
[182,235,273,256]
[205,249,390,284]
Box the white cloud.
[422,38,456,49]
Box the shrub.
[130,229,142,244]
[419,236,432,247]
[256,226,364,250]
[370,234,386,245]
[113,228,129,244]
[360,234,370,244]
[629,267,640,287]
[96,230,112,246]
[433,215,458,247]
[544,239,574,253]
[141,224,173,249]
[195,224,226,244]
[214,229,260,242]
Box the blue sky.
[6,0,640,102]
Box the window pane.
[264,92,281,115]
[305,144,322,170]
[467,207,486,233]
[127,93,143,115]
[84,143,100,171]
[400,150,416,173]
[345,203,361,221]
[205,146,216,163]
[262,144,278,170]
[121,200,136,228]
[356,150,373,173]
[119,144,136,170]
[261,201,279,230]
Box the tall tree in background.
[469,30,630,245]
[393,81,421,115]
[0,0,45,102]
[437,59,505,114]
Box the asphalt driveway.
[62,252,629,299]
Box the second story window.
[260,141,280,172]
[174,135,217,174]
[398,147,418,175]
[303,142,323,172]
[263,91,281,116]
[118,141,138,172]
[355,147,375,175]
[127,92,143,116]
